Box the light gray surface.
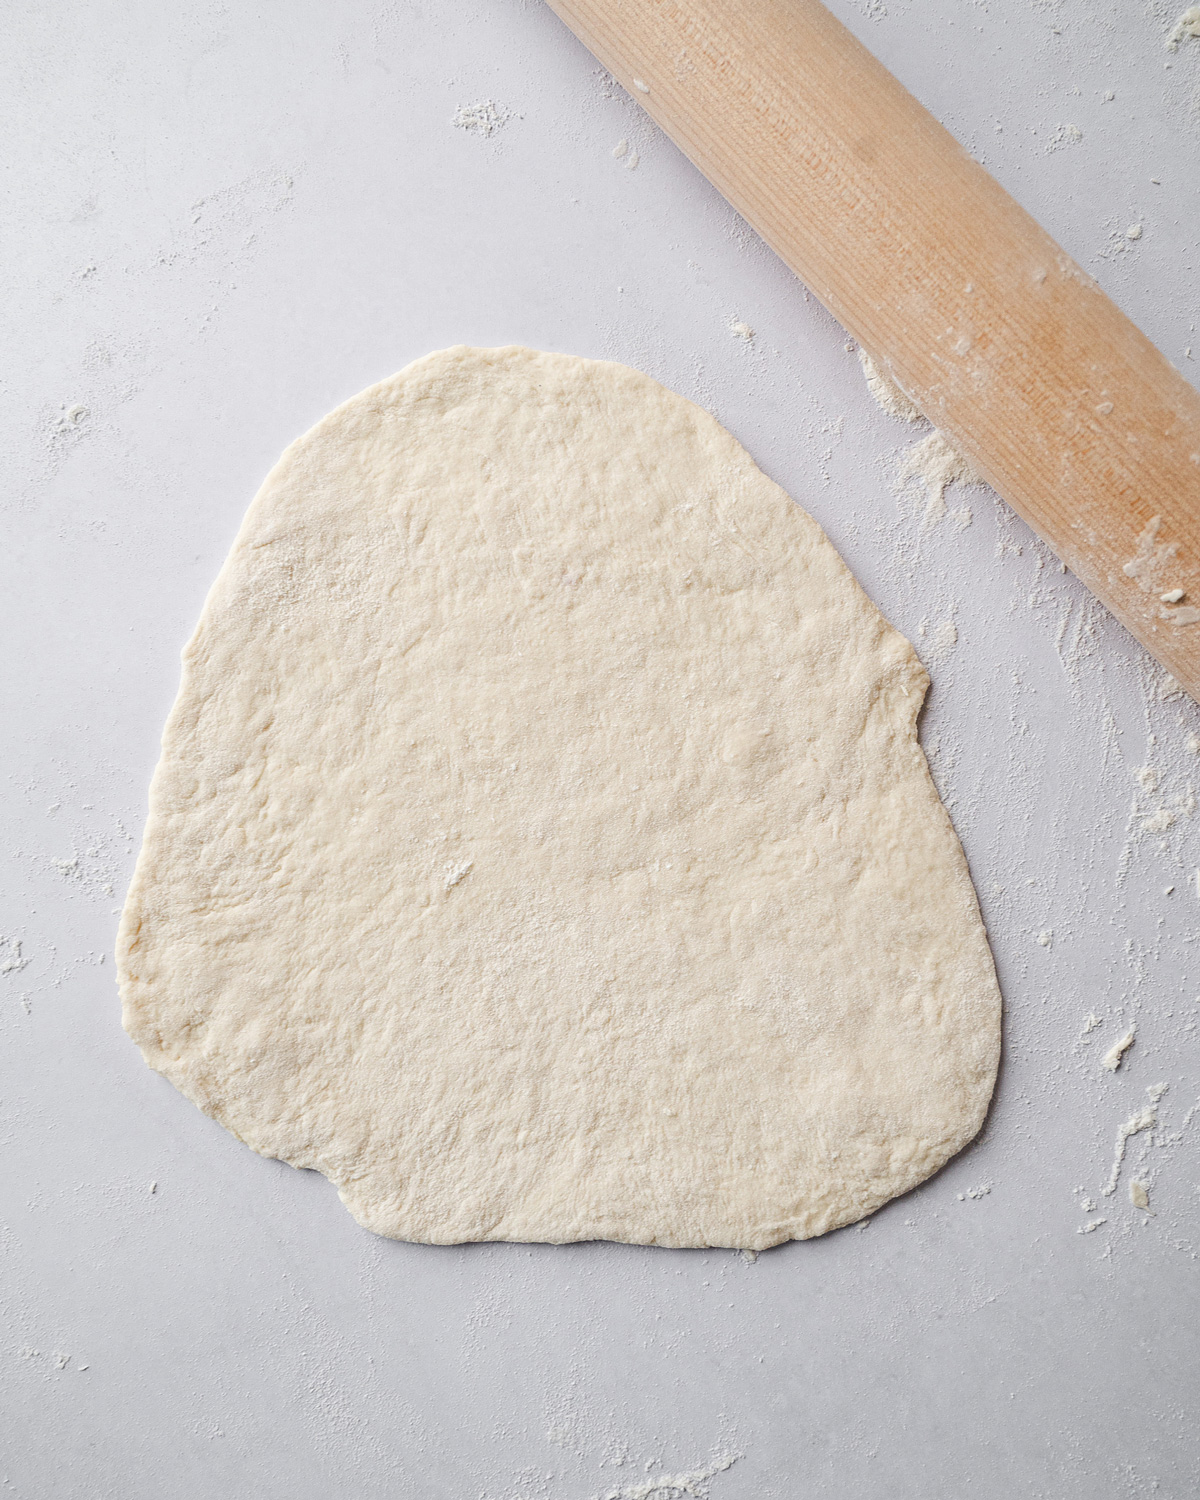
[3,3,1200,1496]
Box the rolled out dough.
[117,346,1000,1249]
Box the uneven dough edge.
[118,345,1001,1251]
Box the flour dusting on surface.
[855,352,984,526]
[443,859,474,892]
[1101,1028,1135,1071]
[453,100,512,137]
[858,345,990,528]
[1,937,30,975]
[1166,5,1200,50]
[898,432,985,529]
[857,348,923,423]
[1044,123,1083,154]
[595,1453,739,1500]
[956,1182,991,1201]
[1101,1102,1158,1196]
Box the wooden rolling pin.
[546,0,1200,700]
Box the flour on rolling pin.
[1123,518,1200,624]
[545,0,1200,700]
[862,342,1199,630]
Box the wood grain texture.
[546,0,1200,699]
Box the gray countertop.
[3,3,1199,1496]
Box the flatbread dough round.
[118,346,1000,1249]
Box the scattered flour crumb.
[1126,223,1143,241]
[1129,1180,1151,1211]
[1166,6,1200,51]
[1036,929,1053,948]
[598,1453,738,1500]
[1081,1197,1096,1212]
[1082,1013,1103,1034]
[453,100,512,137]
[729,319,755,342]
[1045,123,1083,154]
[444,860,474,892]
[1,937,29,976]
[956,1183,991,1201]
[1078,1218,1107,1234]
[739,1248,758,1263]
[857,348,923,422]
[1161,588,1185,603]
[53,405,90,439]
[1123,519,1200,622]
[632,77,651,93]
[613,138,628,158]
[1101,1102,1158,1196]
[1101,1029,1135,1072]
[626,150,640,171]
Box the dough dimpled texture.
[118,345,1001,1250]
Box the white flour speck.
[1,937,30,975]
[1166,6,1200,51]
[1101,1103,1157,1196]
[453,100,512,138]
[857,347,923,423]
[897,432,985,528]
[1101,1029,1135,1072]
[444,860,474,892]
[1044,123,1083,154]
[597,1453,738,1500]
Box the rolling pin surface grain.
[547,0,1200,698]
